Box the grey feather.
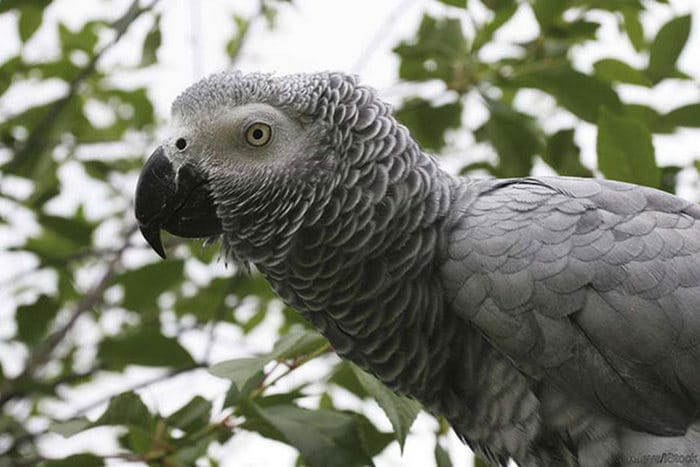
[146,71,700,467]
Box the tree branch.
[0,225,137,408]
[6,0,160,174]
[5,362,206,465]
[70,363,206,419]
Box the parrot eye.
[245,122,272,147]
[175,138,187,150]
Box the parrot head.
[135,71,387,263]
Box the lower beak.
[134,146,222,258]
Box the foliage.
[396,0,700,188]
[0,0,698,466]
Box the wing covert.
[442,176,700,435]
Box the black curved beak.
[134,146,222,258]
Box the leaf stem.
[249,343,331,400]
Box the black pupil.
[175,138,187,150]
[252,128,264,140]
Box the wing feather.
[443,176,700,435]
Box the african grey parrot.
[134,71,700,466]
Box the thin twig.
[248,343,331,400]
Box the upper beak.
[134,146,222,258]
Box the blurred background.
[1,0,699,466]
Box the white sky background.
[1,0,700,466]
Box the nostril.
[175,138,187,150]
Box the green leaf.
[187,239,220,263]
[623,104,664,132]
[394,14,469,84]
[532,0,567,29]
[550,20,599,43]
[473,1,517,51]
[100,87,155,130]
[0,99,61,178]
[660,165,681,194]
[248,404,374,467]
[0,56,21,96]
[527,18,598,51]
[22,212,96,262]
[223,374,264,408]
[49,418,92,438]
[395,98,462,151]
[474,456,490,467]
[511,66,622,122]
[227,15,250,60]
[229,272,277,300]
[647,15,691,81]
[593,58,651,86]
[140,15,161,66]
[482,0,515,10]
[57,268,80,302]
[661,104,700,129]
[223,381,241,408]
[261,1,280,28]
[16,295,59,344]
[479,101,544,177]
[459,161,498,176]
[116,260,184,312]
[622,8,645,51]
[41,454,104,467]
[437,0,467,6]
[93,391,154,430]
[19,7,43,42]
[319,392,335,410]
[597,108,660,187]
[82,157,144,180]
[255,388,308,408]
[328,361,369,399]
[124,424,155,454]
[209,357,267,392]
[355,413,395,457]
[23,57,81,81]
[175,277,231,322]
[0,0,49,14]
[435,441,453,467]
[241,307,267,334]
[40,212,95,246]
[111,0,143,33]
[578,0,645,12]
[58,21,100,53]
[270,327,327,360]
[167,396,212,433]
[168,434,218,465]
[279,306,315,335]
[99,327,195,369]
[543,129,592,177]
[351,365,421,452]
